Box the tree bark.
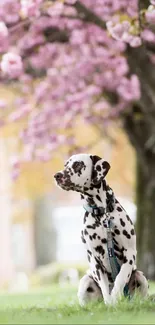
[123,106,155,279]
[136,156,155,279]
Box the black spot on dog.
[95,257,100,265]
[84,211,89,223]
[133,255,135,261]
[115,252,123,261]
[102,161,110,171]
[87,250,92,256]
[131,228,135,235]
[96,165,101,171]
[90,155,101,165]
[126,214,133,225]
[87,197,95,205]
[72,161,86,175]
[87,254,91,262]
[96,269,101,281]
[101,238,107,244]
[96,195,102,202]
[89,235,93,241]
[96,262,100,270]
[122,229,131,239]
[94,182,102,189]
[123,256,128,263]
[92,233,97,240]
[114,243,120,252]
[107,271,113,283]
[87,287,94,293]
[113,238,119,245]
[117,206,122,212]
[81,231,86,244]
[84,229,88,236]
[87,224,96,230]
[129,260,133,265]
[115,228,120,235]
[98,236,101,240]
[120,218,125,227]
[95,245,105,256]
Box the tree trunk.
[123,109,155,280]
[136,156,155,280]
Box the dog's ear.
[90,155,110,185]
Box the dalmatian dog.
[54,154,148,305]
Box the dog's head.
[54,153,110,192]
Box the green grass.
[0,283,155,324]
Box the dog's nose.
[54,172,63,181]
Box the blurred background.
[0,0,155,299]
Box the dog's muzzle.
[54,172,63,182]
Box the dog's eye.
[72,161,83,172]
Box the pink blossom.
[10,156,20,169]
[20,0,43,18]
[8,104,31,121]
[1,52,23,78]
[150,0,155,5]
[142,29,155,42]
[47,2,64,16]
[0,0,20,24]
[117,75,141,101]
[107,20,142,47]
[11,168,20,181]
[0,0,144,169]
[129,36,142,47]
[0,21,8,53]
[70,29,87,45]
[35,149,51,162]
[106,21,130,41]
[146,10,155,24]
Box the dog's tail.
[128,270,149,297]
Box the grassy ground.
[0,283,155,324]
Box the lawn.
[0,283,155,324]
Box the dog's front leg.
[96,269,111,305]
[110,249,135,304]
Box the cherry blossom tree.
[0,0,155,278]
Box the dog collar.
[83,205,105,217]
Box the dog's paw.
[110,290,121,305]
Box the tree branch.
[74,1,106,28]
[139,0,150,11]
[126,45,155,120]
[123,106,154,174]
